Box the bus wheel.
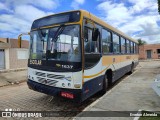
[128,63,134,74]
[100,74,108,94]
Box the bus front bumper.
[27,79,82,102]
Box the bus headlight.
[64,76,72,81]
[74,84,81,88]
[62,83,65,87]
[68,83,71,87]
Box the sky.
[0,0,160,44]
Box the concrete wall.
[5,49,10,69]
[139,44,160,59]
[9,48,29,69]
[0,38,29,70]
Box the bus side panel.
[112,59,139,82]
[82,58,104,101]
[81,75,104,101]
[102,55,139,82]
[112,63,131,82]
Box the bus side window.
[126,39,130,54]
[84,27,93,53]
[84,27,100,53]
[131,42,134,54]
[102,29,112,54]
[121,37,126,54]
[112,33,120,54]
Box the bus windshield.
[29,25,81,62]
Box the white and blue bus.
[19,10,139,103]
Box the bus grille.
[37,77,58,86]
[47,74,64,80]
[36,72,46,77]
[35,71,65,80]
[37,77,46,83]
[47,79,58,86]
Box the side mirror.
[92,28,99,41]
[18,32,30,48]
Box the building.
[139,44,160,59]
[0,38,29,70]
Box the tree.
[158,0,160,14]
[137,39,147,46]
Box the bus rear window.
[31,11,80,29]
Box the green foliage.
[137,39,147,46]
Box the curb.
[139,59,160,62]
[0,68,27,73]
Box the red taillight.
[61,92,74,99]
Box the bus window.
[113,33,120,54]
[84,27,99,53]
[134,43,136,53]
[102,29,112,54]
[131,42,134,54]
[133,43,135,53]
[126,39,130,53]
[121,37,126,54]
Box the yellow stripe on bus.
[83,66,110,79]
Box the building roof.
[0,38,29,48]
[0,38,8,43]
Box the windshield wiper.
[50,24,65,52]
[47,24,65,60]
[52,24,65,42]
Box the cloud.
[97,0,160,44]
[97,1,132,27]
[0,14,31,34]
[31,0,59,10]
[0,2,12,12]
[0,1,56,39]
[71,0,85,9]
[75,0,85,4]
[128,0,157,14]
[4,0,59,10]
[15,5,52,22]
[0,2,7,10]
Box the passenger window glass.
[133,43,135,53]
[102,29,112,53]
[121,37,126,54]
[113,33,120,53]
[84,27,99,53]
[126,40,130,53]
[131,42,134,53]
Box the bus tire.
[128,63,134,74]
[100,74,108,94]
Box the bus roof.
[34,9,137,43]
[80,10,137,43]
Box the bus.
[18,10,139,103]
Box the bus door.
[83,18,102,84]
